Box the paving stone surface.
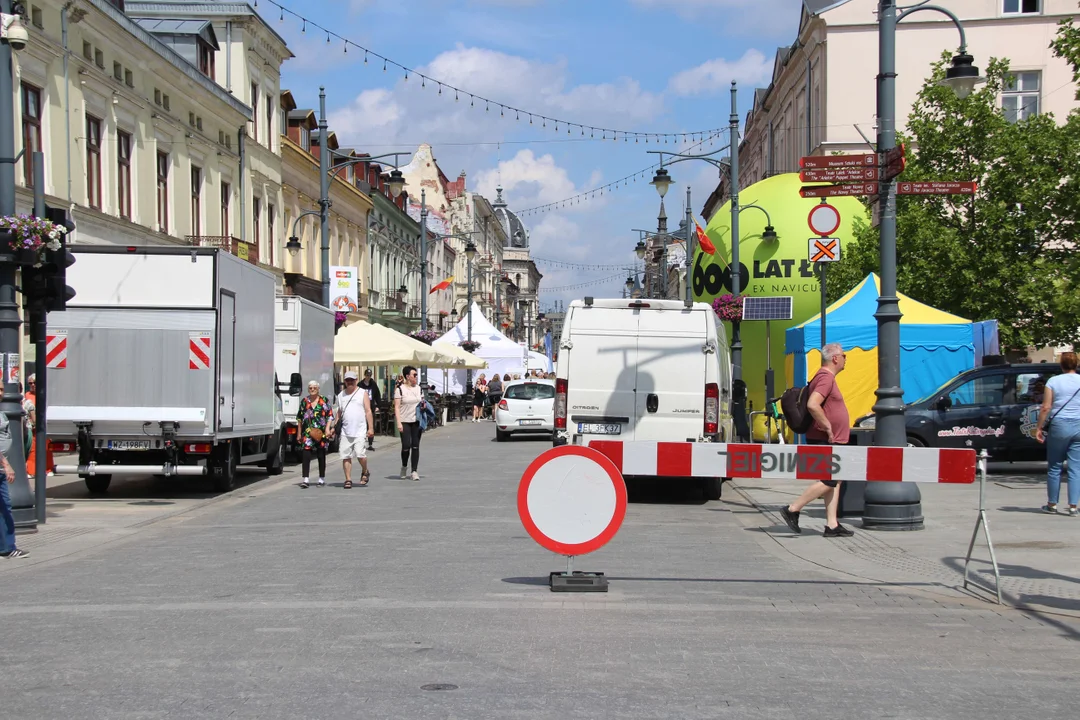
[1,423,1077,719]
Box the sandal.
[359,472,370,487]
[343,478,353,489]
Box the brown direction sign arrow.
[897,181,977,195]
[799,153,877,170]
[799,183,878,198]
[800,166,880,183]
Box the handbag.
[333,391,359,438]
[1043,386,1080,432]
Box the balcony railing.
[187,235,259,266]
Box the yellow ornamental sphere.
[694,173,869,440]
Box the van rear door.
[634,308,707,442]
[565,306,639,440]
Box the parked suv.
[854,363,1061,461]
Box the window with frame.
[1003,0,1040,14]
[949,374,1008,407]
[86,115,103,209]
[267,203,276,266]
[21,83,42,187]
[266,93,273,146]
[156,151,169,232]
[300,126,310,151]
[221,181,231,236]
[1003,71,1040,123]
[1014,372,1056,404]
[190,166,202,237]
[252,196,261,248]
[250,83,259,142]
[197,40,215,80]
[117,130,132,219]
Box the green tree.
[829,39,1080,349]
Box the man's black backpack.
[780,385,813,433]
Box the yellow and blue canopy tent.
[785,273,975,423]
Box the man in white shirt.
[334,371,375,488]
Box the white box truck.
[552,298,733,498]
[274,295,335,457]
[47,246,287,493]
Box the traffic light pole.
[0,0,35,527]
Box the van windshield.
[505,383,555,401]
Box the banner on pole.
[329,266,359,312]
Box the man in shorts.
[780,342,855,537]
[335,371,375,488]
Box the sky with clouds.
[271,0,804,308]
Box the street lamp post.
[867,0,982,530]
[0,0,34,526]
[464,240,476,395]
[318,88,330,308]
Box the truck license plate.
[108,440,151,451]
[578,423,621,435]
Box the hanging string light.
[258,0,727,143]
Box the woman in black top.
[472,374,488,422]
[487,374,503,421]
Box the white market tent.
[428,302,528,394]
[527,351,553,373]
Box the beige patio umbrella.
[334,321,459,367]
[433,341,488,370]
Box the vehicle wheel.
[701,476,723,501]
[906,436,926,448]
[496,430,509,442]
[212,442,237,492]
[83,475,112,494]
[266,434,285,476]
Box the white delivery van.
[552,298,733,497]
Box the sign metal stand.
[963,449,1002,604]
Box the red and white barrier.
[587,441,976,484]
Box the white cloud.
[667,49,772,97]
[327,44,666,151]
[472,149,577,207]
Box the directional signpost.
[799,153,877,169]
[800,166,879,183]
[898,181,977,195]
[800,145,975,205]
[800,182,879,199]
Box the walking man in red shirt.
[781,342,855,537]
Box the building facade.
[493,187,542,348]
[13,0,254,259]
[126,0,292,267]
[705,0,1079,216]
[279,93,372,319]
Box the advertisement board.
[329,266,359,312]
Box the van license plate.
[108,440,151,451]
[578,423,621,435]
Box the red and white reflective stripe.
[188,334,211,370]
[46,332,67,369]
[586,441,976,484]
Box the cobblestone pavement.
[1,423,1077,719]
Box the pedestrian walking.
[395,366,424,481]
[780,343,854,537]
[358,368,382,450]
[23,374,55,481]
[335,371,375,489]
[297,380,333,489]
[1036,351,1080,515]
[472,373,488,422]
[487,373,502,422]
[0,398,27,558]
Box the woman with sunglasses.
[394,366,425,481]
[298,380,333,488]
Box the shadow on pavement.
[625,477,707,505]
[46,468,270,502]
[997,506,1058,514]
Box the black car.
[853,363,1060,461]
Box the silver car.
[495,379,555,441]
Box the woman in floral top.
[297,380,334,488]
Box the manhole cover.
[421,683,458,692]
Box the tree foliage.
[828,19,1080,350]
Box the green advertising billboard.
[695,173,869,438]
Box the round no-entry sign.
[517,446,627,556]
[807,202,841,236]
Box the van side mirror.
[289,372,303,397]
[936,395,952,411]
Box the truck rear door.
[566,307,638,440]
[634,308,706,442]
